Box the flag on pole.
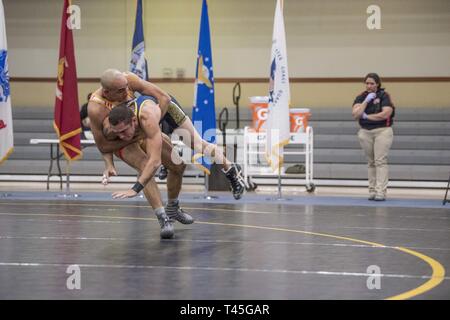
[192,0,216,175]
[54,0,81,161]
[0,0,13,165]
[265,0,290,173]
[130,0,148,80]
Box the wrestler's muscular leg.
[178,117,231,170]
[137,133,185,200]
[157,133,194,224]
[115,142,175,238]
[114,143,163,209]
[177,117,246,200]
[160,134,186,200]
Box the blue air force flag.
[0,0,13,164]
[192,0,216,175]
[130,0,148,80]
[265,0,290,173]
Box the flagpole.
[66,159,70,193]
[277,163,282,200]
[204,173,209,198]
[130,0,147,201]
[192,0,217,201]
[54,0,82,178]
[57,159,78,198]
[265,0,290,202]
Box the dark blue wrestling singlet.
[133,95,187,134]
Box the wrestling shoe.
[222,164,246,200]
[166,200,194,224]
[155,211,174,239]
[158,165,168,180]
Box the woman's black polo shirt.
[353,89,395,130]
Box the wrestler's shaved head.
[101,69,126,90]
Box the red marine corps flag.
[54,0,81,160]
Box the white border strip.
[0,175,447,188]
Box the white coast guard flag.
[265,0,290,173]
[0,0,13,164]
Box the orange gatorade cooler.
[249,96,269,132]
[289,108,311,133]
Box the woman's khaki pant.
[357,127,394,197]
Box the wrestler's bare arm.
[136,105,163,187]
[126,72,171,115]
[101,152,117,185]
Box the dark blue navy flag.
[192,0,216,175]
[130,0,148,80]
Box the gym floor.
[0,187,449,300]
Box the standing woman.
[352,73,395,201]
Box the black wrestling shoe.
[158,165,168,180]
[166,200,194,224]
[222,164,246,200]
[155,211,174,239]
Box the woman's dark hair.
[364,73,383,89]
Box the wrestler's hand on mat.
[112,189,138,199]
[102,166,118,185]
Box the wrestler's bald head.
[101,69,126,90]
